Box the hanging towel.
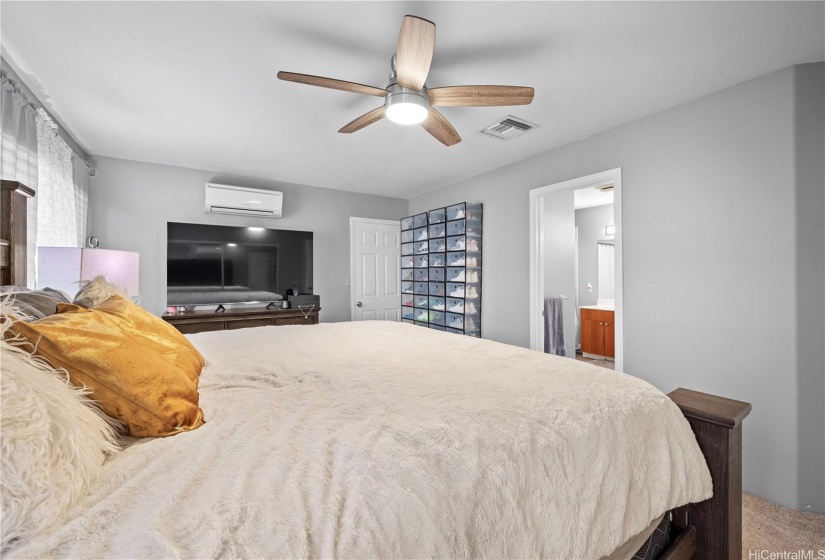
[544,297,566,357]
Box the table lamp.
[38,247,139,299]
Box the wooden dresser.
[580,306,614,358]
[162,307,320,334]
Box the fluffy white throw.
[8,321,711,559]
[0,318,119,553]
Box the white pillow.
[72,275,129,308]
[0,312,120,552]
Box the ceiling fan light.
[385,87,430,125]
[386,102,429,125]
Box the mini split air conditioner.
[204,183,283,218]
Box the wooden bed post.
[668,388,752,560]
[1,180,35,287]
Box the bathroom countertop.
[579,304,615,311]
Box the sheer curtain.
[37,108,87,248]
[0,70,39,286]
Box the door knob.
[357,301,363,307]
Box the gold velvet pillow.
[88,295,204,387]
[9,299,205,438]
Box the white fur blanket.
[8,321,711,559]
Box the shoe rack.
[400,202,482,337]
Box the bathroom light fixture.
[226,243,237,247]
[248,227,264,232]
[605,225,615,236]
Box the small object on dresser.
[288,294,320,319]
[288,294,320,309]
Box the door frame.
[528,168,624,371]
[349,217,401,321]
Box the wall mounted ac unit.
[204,183,283,218]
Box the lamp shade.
[38,247,139,299]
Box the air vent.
[479,115,538,141]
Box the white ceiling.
[574,187,613,210]
[2,2,822,199]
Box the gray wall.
[90,156,408,322]
[543,191,576,356]
[794,63,825,513]
[410,64,824,512]
[575,204,615,308]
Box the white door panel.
[351,218,401,321]
[384,254,399,295]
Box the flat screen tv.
[166,222,313,308]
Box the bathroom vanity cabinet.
[581,307,615,358]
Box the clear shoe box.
[446,251,465,266]
[429,296,445,310]
[428,223,446,239]
[429,239,446,252]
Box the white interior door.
[350,217,401,321]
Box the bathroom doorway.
[528,168,623,371]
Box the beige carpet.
[574,354,615,370]
[742,492,825,558]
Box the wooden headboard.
[1,179,35,287]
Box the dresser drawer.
[226,318,271,330]
[175,322,225,334]
[272,315,316,326]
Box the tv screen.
[166,222,313,307]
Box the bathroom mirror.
[597,240,615,301]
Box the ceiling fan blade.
[428,85,535,107]
[277,72,386,97]
[421,108,461,147]
[339,106,386,133]
[396,16,436,90]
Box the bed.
[2,200,749,559]
[4,319,749,560]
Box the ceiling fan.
[277,15,535,147]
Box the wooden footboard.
[668,388,752,560]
